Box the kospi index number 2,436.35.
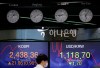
[9,52,38,59]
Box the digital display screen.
[50,42,100,68]
[0,42,48,68]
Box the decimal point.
[64,57,66,59]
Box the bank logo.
[37,27,48,38]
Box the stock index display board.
[50,42,100,68]
[0,42,48,68]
